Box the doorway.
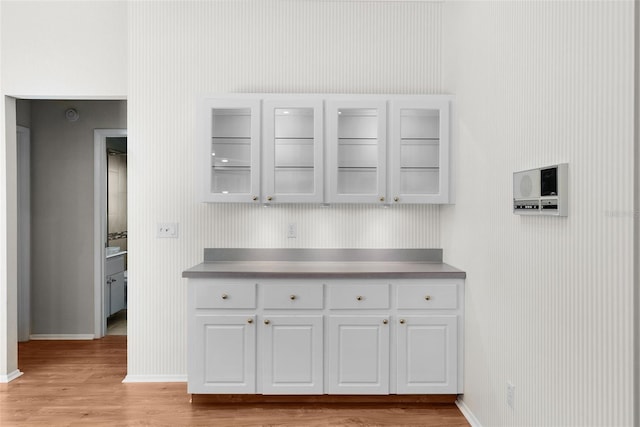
[15,101,126,343]
[106,136,128,335]
[94,128,128,338]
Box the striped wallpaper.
[128,1,636,424]
[442,1,635,425]
[127,0,443,378]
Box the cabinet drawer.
[105,255,125,276]
[397,284,457,310]
[195,283,256,309]
[263,284,324,309]
[329,284,389,309]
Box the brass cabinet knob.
[267,196,273,201]
[400,319,406,324]
[289,295,296,300]
[425,295,431,301]
[394,197,399,202]
[383,319,388,325]
[264,320,270,325]
[252,196,258,201]
[221,293,228,300]
[356,296,363,301]
[247,318,253,324]
[379,196,385,202]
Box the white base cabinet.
[188,315,256,394]
[263,315,323,394]
[328,316,390,394]
[187,278,464,395]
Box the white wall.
[442,1,635,425]
[0,0,127,99]
[127,0,443,377]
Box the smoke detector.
[65,108,80,122]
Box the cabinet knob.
[267,196,273,201]
[221,293,228,300]
[264,319,270,325]
[289,295,297,300]
[400,319,406,324]
[252,196,258,201]
[379,196,385,202]
[394,197,399,202]
[247,318,253,324]
[382,319,388,325]
[425,295,431,301]
[356,296,363,301]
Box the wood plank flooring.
[0,337,470,426]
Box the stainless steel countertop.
[182,261,466,279]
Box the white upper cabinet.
[389,98,451,204]
[199,94,451,204]
[262,100,324,203]
[199,98,261,203]
[326,100,387,204]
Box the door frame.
[93,128,127,338]
[16,126,30,342]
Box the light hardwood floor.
[0,337,470,426]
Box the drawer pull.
[289,295,297,300]
[264,320,270,325]
[247,318,253,324]
[394,197,399,202]
[425,295,431,301]
[379,196,385,202]
[382,319,388,325]
[221,293,228,300]
[252,195,258,201]
[400,319,406,324]
[356,296,363,301]
[267,196,273,201]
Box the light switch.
[157,223,179,238]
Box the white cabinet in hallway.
[105,253,126,317]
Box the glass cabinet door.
[389,99,450,204]
[263,100,323,203]
[326,100,387,204]
[200,99,260,203]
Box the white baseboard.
[122,375,187,383]
[456,398,482,427]
[29,334,95,340]
[0,370,24,383]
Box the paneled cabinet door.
[262,100,324,203]
[199,98,261,203]
[262,315,323,394]
[328,315,390,394]
[188,315,256,394]
[389,98,450,204]
[396,315,457,394]
[108,271,126,316]
[326,100,387,204]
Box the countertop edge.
[182,271,466,279]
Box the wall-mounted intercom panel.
[513,163,568,216]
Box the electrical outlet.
[287,223,297,239]
[507,382,515,409]
[157,223,179,238]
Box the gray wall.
[30,100,126,335]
